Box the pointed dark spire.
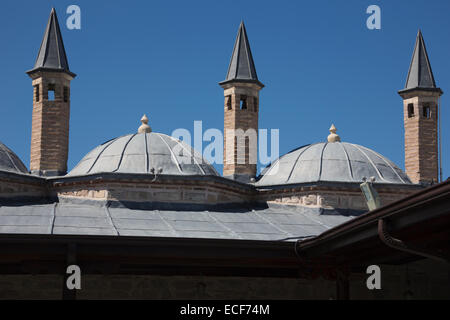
[27,8,75,77]
[220,22,263,87]
[400,30,439,93]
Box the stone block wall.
[259,185,418,211]
[0,175,48,201]
[53,177,254,206]
[0,259,448,300]
[51,175,420,211]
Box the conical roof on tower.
[220,21,263,87]
[400,30,440,93]
[27,8,75,77]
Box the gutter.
[295,179,450,260]
[377,219,448,264]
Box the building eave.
[219,78,264,88]
[26,67,76,78]
[296,179,450,265]
[0,232,301,277]
[398,87,443,96]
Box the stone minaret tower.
[398,30,443,185]
[26,8,76,176]
[219,22,264,182]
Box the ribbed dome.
[257,142,412,186]
[69,132,218,176]
[0,141,28,174]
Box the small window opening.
[34,84,40,102]
[63,86,69,102]
[240,96,247,110]
[407,103,414,118]
[423,105,431,118]
[48,84,55,101]
[226,95,232,110]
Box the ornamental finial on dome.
[138,114,152,133]
[327,124,341,143]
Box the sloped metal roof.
[220,21,261,85]
[403,30,438,90]
[69,132,218,176]
[0,141,28,174]
[257,142,412,186]
[0,202,356,241]
[27,8,74,76]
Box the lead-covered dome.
[69,132,218,176]
[257,141,412,186]
[0,141,28,174]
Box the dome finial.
[327,124,341,142]
[138,114,152,133]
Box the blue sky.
[0,0,449,178]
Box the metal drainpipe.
[377,219,449,264]
[438,96,443,183]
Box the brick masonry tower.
[219,22,264,183]
[26,8,76,176]
[398,30,443,185]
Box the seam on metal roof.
[50,203,57,234]
[53,225,114,231]
[286,143,316,183]
[167,135,206,175]
[339,142,354,181]
[297,210,334,229]
[317,142,328,181]
[251,210,293,238]
[157,134,183,174]
[156,210,178,237]
[233,27,241,79]
[0,143,24,173]
[104,205,119,236]
[243,27,252,79]
[351,143,386,182]
[113,134,137,173]
[204,211,242,239]
[53,12,61,68]
[144,133,150,173]
[359,145,407,184]
[86,138,117,174]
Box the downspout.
[377,219,448,264]
[438,96,443,183]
